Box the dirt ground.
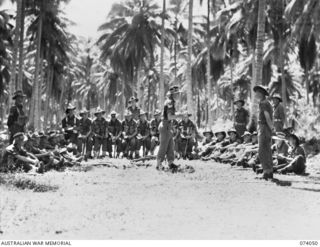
[1,158,320,240]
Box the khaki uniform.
[127,106,141,121]
[108,118,123,154]
[234,108,249,137]
[7,104,27,144]
[273,103,285,132]
[137,119,151,154]
[258,99,273,174]
[92,117,108,152]
[76,118,93,155]
[62,115,79,144]
[150,118,161,153]
[121,119,138,154]
[177,119,197,158]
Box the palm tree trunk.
[250,0,266,123]
[279,37,287,126]
[17,0,25,90]
[38,57,44,129]
[136,65,143,108]
[230,58,234,120]
[187,0,194,117]
[206,0,211,126]
[31,10,43,131]
[9,0,22,108]
[159,0,166,109]
[44,65,53,128]
[251,47,256,99]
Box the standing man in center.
[254,85,274,180]
[127,96,141,121]
[157,86,182,171]
[233,98,250,137]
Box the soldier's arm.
[7,107,18,127]
[264,111,274,132]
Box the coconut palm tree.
[186,0,194,117]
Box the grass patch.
[0,174,58,192]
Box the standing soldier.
[92,107,108,158]
[121,111,138,159]
[108,111,123,158]
[7,90,28,144]
[234,98,249,137]
[150,109,162,155]
[254,85,274,180]
[271,93,286,132]
[62,104,79,154]
[127,96,141,121]
[157,86,182,171]
[137,110,151,156]
[77,108,93,160]
[177,111,197,159]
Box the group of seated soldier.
[194,128,307,176]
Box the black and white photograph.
[0,0,320,244]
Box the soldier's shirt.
[274,141,289,156]
[163,98,176,120]
[122,119,137,136]
[108,118,122,136]
[92,117,108,137]
[178,119,196,136]
[150,118,161,136]
[7,103,27,133]
[77,118,92,135]
[234,108,249,133]
[40,137,54,150]
[258,99,273,125]
[127,106,141,120]
[24,140,42,154]
[273,103,285,131]
[62,115,79,132]
[137,120,150,136]
[289,146,306,162]
[2,144,28,166]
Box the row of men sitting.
[194,128,306,175]
[61,104,199,160]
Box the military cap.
[215,130,227,138]
[128,96,139,103]
[31,132,40,138]
[234,98,245,106]
[13,132,25,139]
[79,108,89,116]
[253,85,269,96]
[65,103,76,113]
[12,90,26,100]
[227,128,237,135]
[271,93,282,102]
[110,110,117,116]
[153,109,162,116]
[242,131,251,138]
[183,111,192,117]
[203,128,214,137]
[94,106,105,115]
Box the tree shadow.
[292,187,320,193]
[271,178,292,187]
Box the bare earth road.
[1,159,320,240]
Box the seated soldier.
[24,132,64,172]
[150,109,161,155]
[177,111,197,159]
[211,128,239,162]
[108,111,123,158]
[193,129,214,158]
[201,130,227,160]
[39,132,55,150]
[76,108,93,160]
[274,133,306,175]
[137,111,151,156]
[2,132,42,173]
[121,111,138,159]
[234,132,259,168]
[220,131,252,164]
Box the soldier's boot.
[156,159,164,171]
[168,162,179,173]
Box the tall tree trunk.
[251,47,256,99]
[279,37,287,126]
[44,65,54,128]
[17,0,25,90]
[159,0,166,109]
[187,0,194,117]
[230,58,234,120]
[38,57,44,130]
[136,65,143,108]
[250,0,266,123]
[31,10,43,131]
[9,0,22,108]
[206,0,211,127]
[306,64,310,105]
